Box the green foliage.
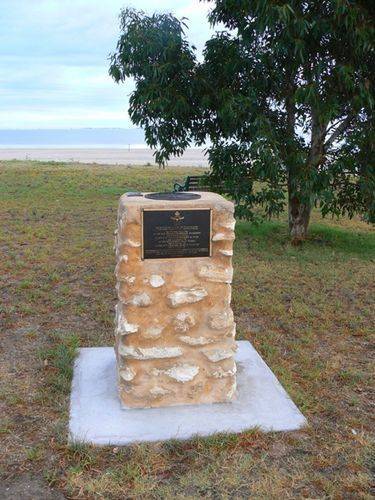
[40,334,79,395]
[109,8,198,165]
[110,2,375,234]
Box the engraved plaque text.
[142,209,211,259]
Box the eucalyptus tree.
[110,1,374,242]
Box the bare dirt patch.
[1,161,374,498]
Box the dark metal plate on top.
[142,209,211,259]
[145,192,201,201]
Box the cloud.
[0,0,212,129]
[0,109,132,129]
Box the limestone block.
[122,275,136,285]
[212,231,235,241]
[198,264,233,283]
[115,305,138,335]
[227,324,237,338]
[150,386,172,398]
[226,379,237,399]
[123,237,141,248]
[179,335,214,345]
[116,318,139,336]
[114,255,129,278]
[114,191,237,408]
[167,287,208,307]
[219,249,233,256]
[119,367,136,381]
[173,312,195,332]
[148,275,165,288]
[209,363,237,378]
[118,345,183,360]
[220,220,236,230]
[208,310,234,330]
[201,346,235,362]
[141,325,164,339]
[125,292,152,307]
[152,364,199,383]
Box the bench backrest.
[186,175,209,191]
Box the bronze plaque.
[142,209,211,259]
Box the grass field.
[1,160,374,499]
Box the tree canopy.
[110,1,374,241]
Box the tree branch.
[324,114,354,151]
[306,109,327,170]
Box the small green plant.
[40,334,79,396]
[26,445,44,461]
[68,441,97,469]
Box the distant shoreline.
[0,147,208,167]
[0,144,149,149]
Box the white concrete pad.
[69,341,307,445]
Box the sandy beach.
[0,147,208,167]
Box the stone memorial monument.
[69,190,306,444]
[114,191,236,408]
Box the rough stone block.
[114,192,236,408]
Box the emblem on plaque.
[170,211,184,223]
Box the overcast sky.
[0,0,212,129]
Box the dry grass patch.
[0,160,374,498]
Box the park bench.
[174,175,210,192]
[173,174,246,195]
[174,174,230,193]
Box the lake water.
[0,128,208,166]
[0,128,146,148]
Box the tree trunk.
[286,110,324,244]
[288,194,311,243]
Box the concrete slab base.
[69,341,307,445]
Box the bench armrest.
[174,182,185,192]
